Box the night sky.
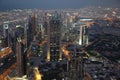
[0,0,120,10]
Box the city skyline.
[0,1,120,79]
[0,0,120,10]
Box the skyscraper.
[16,38,27,77]
[27,14,36,46]
[47,12,62,61]
[15,25,27,77]
[3,22,10,47]
[16,37,23,77]
[79,25,88,46]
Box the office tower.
[27,14,36,46]
[27,15,32,46]
[16,37,23,77]
[31,14,37,35]
[36,24,44,42]
[47,12,62,61]
[83,26,89,46]
[16,40,27,77]
[3,22,10,47]
[79,26,88,46]
[24,24,28,48]
[15,25,26,77]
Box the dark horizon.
[0,0,120,11]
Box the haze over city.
[0,0,120,10]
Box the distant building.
[47,12,62,61]
[43,21,48,36]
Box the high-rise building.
[27,14,36,46]
[79,26,88,46]
[16,38,23,77]
[3,22,10,47]
[16,41,26,77]
[83,26,89,45]
[47,12,62,61]
[79,26,83,45]
[15,25,27,77]
[36,24,44,42]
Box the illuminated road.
[61,44,70,60]
[34,67,43,80]
[0,62,17,80]
[0,48,16,80]
[1,18,27,25]
[0,47,12,58]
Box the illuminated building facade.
[82,26,89,45]
[79,25,89,46]
[47,12,62,61]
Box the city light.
[0,2,120,80]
